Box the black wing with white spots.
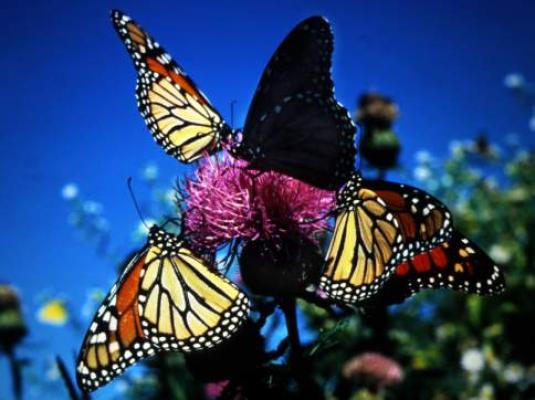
[234,16,357,190]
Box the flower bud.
[239,234,323,297]
[0,284,27,351]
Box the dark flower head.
[239,233,323,296]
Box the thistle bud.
[239,233,323,297]
[356,92,401,171]
[0,284,27,351]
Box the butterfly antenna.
[127,177,149,230]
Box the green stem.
[56,356,82,400]
[280,298,324,399]
[280,297,301,360]
[5,347,22,400]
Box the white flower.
[504,73,525,89]
[503,363,524,383]
[142,163,159,181]
[461,348,485,373]
[415,150,432,164]
[414,166,431,181]
[61,183,79,200]
[489,244,511,264]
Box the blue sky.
[1,1,534,398]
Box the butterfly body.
[77,225,249,392]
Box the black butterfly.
[112,10,357,190]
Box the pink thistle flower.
[342,352,404,388]
[204,380,229,399]
[182,151,334,251]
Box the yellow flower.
[37,299,68,326]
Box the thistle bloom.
[182,151,334,251]
[204,381,228,399]
[342,352,404,388]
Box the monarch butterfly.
[111,11,229,163]
[368,231,506,305]
[320,173,455,304]
[112,10,356,190]
[76,226,249,392]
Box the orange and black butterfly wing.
[320,174,455,304]
[76,248,160,392]
[370,231,506,305]
[365,178,453,250]
[320,176,405,303]
[111,10,228,162]
[136,245,250,352]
